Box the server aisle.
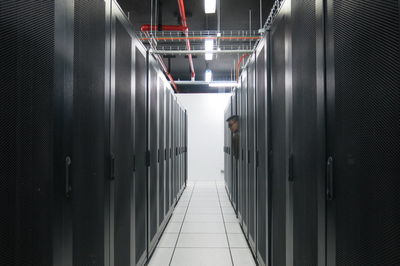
[148,181,256,266]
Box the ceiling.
[117,0,274,93]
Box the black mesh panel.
[72,0,106,264]
[329,0,400,265]
[114,19,133,266]
[270,14,287,266]
[148,66,159,245]
[256,44,267,263]
[134,48,147,263]
[0,1,55,265]
[291,0,318,265]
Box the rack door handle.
[65,156,72,198]
[326,156,334,200]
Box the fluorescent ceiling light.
[204,0,216,14]
[205,69,213,82]
[205,39,213,50]
[209,81,239,88]
[205,39,213,60]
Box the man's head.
[226,115,239,133]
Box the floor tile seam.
[215,181,235,266]
[169,181,196,266]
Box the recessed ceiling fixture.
[204,0,216,14]
[205,39,213,61]
[209,81,239,87]
[205,69,213,82]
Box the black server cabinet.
[72,0,109,265]
[165,90,171,215]
[270,0,290,264]
[224,104,231,199]
[178,109,183,192]
[290,0,321,265]
[110,2,136,265]
[171,99,176,205]
[325,0,400,265]
[232,92,238,212]
[240,69,249,236]
[147,60,159,253]
[228,99,233,200]
[236,78,244,224]
[236,82,243,223]
[247,54,257,251]
[133,43,148,265]
[158,77,165,227]
[184,110,188,185]
[255,35,269,266]
[230,92,240,213]
[0,1,72,264]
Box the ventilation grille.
[332,0,400,265]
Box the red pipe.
[140,24,188,32]
[140,36,261,41]
[236,53,249,81]
[177,0,196,80]
[157,54,179,92]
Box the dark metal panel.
[291,0,319,265]
[158,77,165,226]
[247,54,257,251]
[165,90,171,214]
[184,110,188,185]
[232,91,238,211]
[236,82,244,222]
[255,36,268,266]
[270,7,288,266]
[111,13,133,266]
[0,0,61,264]
[147,61,159,251]
[72,0,107,265]
[326,0,400,265]
[315,0,327,265]
[134,44,148,265]
[240,68,249,236]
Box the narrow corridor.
[149,181,256,266]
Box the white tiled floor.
[148,181,256,266]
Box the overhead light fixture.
[209,81,239,88]
[204,0,216,14]
[205,39,213,61]
[205,69,213,82]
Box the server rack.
[242,69,250,236]
[133,40,149,266]
[270,1,290,264]
[255,35,269,266]
[291,0,321,264]
[147,57,159,253]
[232,92,239,212]
[247,54,257,252]
[158,76,165,228]
[325,0,400,265]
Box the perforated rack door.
[270,6,288,266]
[1,1,56,265]
[325,0,400,265]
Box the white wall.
[177,93,231,182]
